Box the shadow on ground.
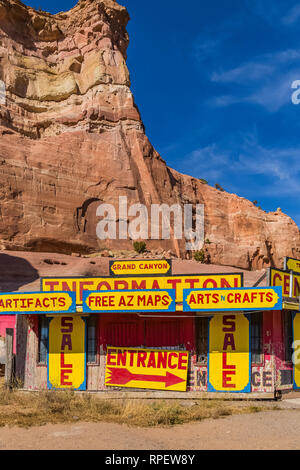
[0,253,39,292]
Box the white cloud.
[282,3,300,25]
[210,48,300,112]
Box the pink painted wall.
[0,315,16,353]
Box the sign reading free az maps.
[105,347,189,391]
[83,290,176,313]
[0,291,76,314]
[183,287,282,312]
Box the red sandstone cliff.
[0,0,299,270]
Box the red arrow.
[106,368,185,388]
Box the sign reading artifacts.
[0,292,76,315]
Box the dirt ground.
[0,405,300,450]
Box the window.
[87,316,98,363]
[195,317,208,363]
[283,311,293,363]
[251,312,263,364]
[38,316,48,364]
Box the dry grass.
[0,380,280,428]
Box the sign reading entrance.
[109,260,172,276]
[183,287,282,312]
[83,290,176,313]
[105,347,189,391]
[41,273,243,304]
[0,292,76,315]
[48,316,86,390]
[208,314,251,392]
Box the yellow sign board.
[183,287,282,312]
[285,257,300,274]
[105,347,189,391]
[293,313,300,390]
[270,268,300,298]
[109,260,172,276]
[41,273,243,305]
[48,316,86,390]
[208,314,250,392]
[83,290,176,312]
[0,291,76,314]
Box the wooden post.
[5,328,14,389]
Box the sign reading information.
[0,292,76,315]
[83,290,176,313]
[48,316,86,390]
[284,257,300,274]
[105,347,189,391]
[183,287,282,312]
[208,314,251,392]
[109,260,172,277]
[41,273,243,304]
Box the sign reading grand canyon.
[48,316,86,391]
[208,314,251,392]
[0,291,76,315]
[41,273,243,304]
[270,267,300,298]
[109,260,172,276]
[284,257,300,274]
[83,290,175,313]
[105,347,189,391]
[183,287,282,312]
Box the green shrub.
[133,241,147,253]
[193,250,206,263]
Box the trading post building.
[2,257,300,399]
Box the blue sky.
[23,0,300,227]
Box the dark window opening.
[87,316,98,363]
[283,311,293,363]
[251,312,263,364]
[38,316,48,364]
[195,317,208,364]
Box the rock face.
[0,0,299,269]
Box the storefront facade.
[7,258,297,398]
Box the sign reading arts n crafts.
[183,287,282,312]
[109,259,172,276]
[105,347,189,391]
[284,257,300,274]
[48,316,86,391]
[0,291,76,314]
[83,290,175,313]
[41,272,243,304]
[208,314,251,393]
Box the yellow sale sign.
[293,313,300,389]
[208,314,250,392]
[105,347,189,391]
[41,273,243,304]
[48,316,86,390]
